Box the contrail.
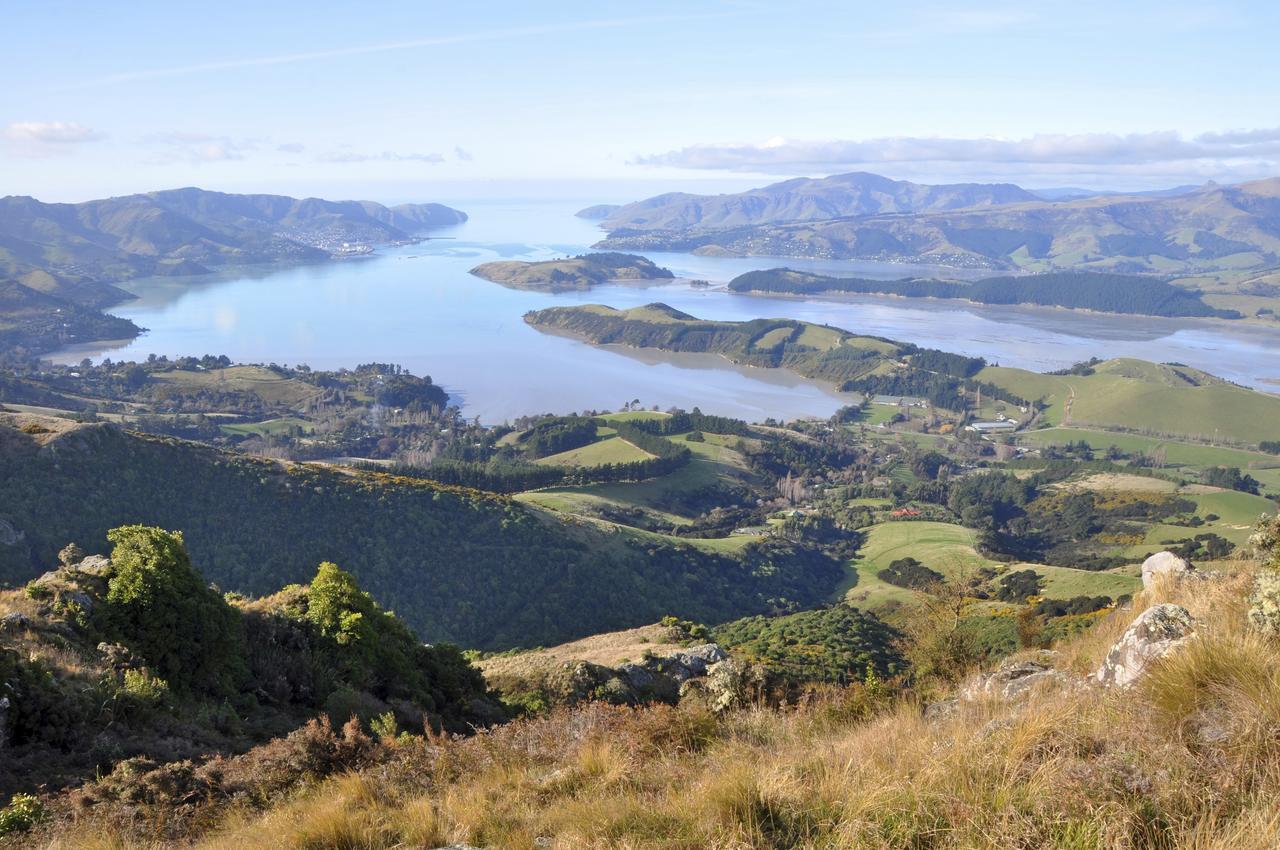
[74,13,738,88]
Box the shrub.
[99,525,246,695]
[0,793,47,836]
[877,557,944,590]
[121,669,171,706]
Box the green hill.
[598,175,1280,275]
[980,358,1280,447]
[728,269,1239,318]
[0,188,467,310]
[0,414,843,649]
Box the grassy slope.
[74,563,1280,849]
[981,358,1280,446]
[150,365,326,407]
[534,434,652,467]
[840,521,1140,610]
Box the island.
[727,269,1242,319]
[469,251,674,291]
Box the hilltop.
[588,171,1039,230]
[469,252,674,291]
[595,173,1280,276]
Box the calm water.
[52,202,1280,423]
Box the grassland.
[150,365,327,406]
[981,358,1280,446]
[840,521,1141,610]
[220,416,315,437]
[1019,426,1280,493]
[534,434,652,467]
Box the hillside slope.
[592,172,1039,230]
[0,414,842,649]
[27,553,1279,848]
[598,176,1280,274]
[0,188,467,307]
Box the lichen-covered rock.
[1247,568,1280,637]
[958,652,1076,702]
[670,644,728,676]
[1141,552,1193,590]
[1094,604,1195,688]
[0,612,32,632]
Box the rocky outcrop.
[1094,604,1196,688]
[1141,552,1194,590]
[513,644,743,711]
[958,652,1078,702]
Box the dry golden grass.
[29,560,1280,850]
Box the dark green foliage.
[390,458,564,493]
[727,269,1240,318]
[712,605,904,685]
[1260,440,1280,455]
[996,569,1044,603]
[520,416,598,458]
[98,526,246,695]
[627,408,752,437]
[877,557,944,590]
[0,425,844,648]
[907,348,987,379]
[1200,466,1261,495]
[1034,595,1113,617]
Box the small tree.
[102,526,245,695]
[899,575,981,688]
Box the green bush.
[99,525,246,695]
[0,793,47,836]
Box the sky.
[3,0,1280,204]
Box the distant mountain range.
[0,187,467,356]
[586,172,1039,231]
[0,187,467,306]
[589,173,1280,274]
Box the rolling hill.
[596,174,1280,275]
[0,413,843,649]
[0,188,468,308]
[587,171,1039,230]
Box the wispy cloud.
[454,146,473,162]
[4,120,103,144]
[142,132,251,164]
[277,142,306,154]
[636,129,1280,174]
[318,150,446,164]
[80,13,738,87]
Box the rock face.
[1094,604,1196,688]
[1141,552,1194,590]
[958,653,1076,702]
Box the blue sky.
[3,0,1279,202]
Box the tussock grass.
[27,561,1280,849]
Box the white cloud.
[635,129,1280,177]
[277,142,306,153]
[4,120,103,143]
[454,146,473,162]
